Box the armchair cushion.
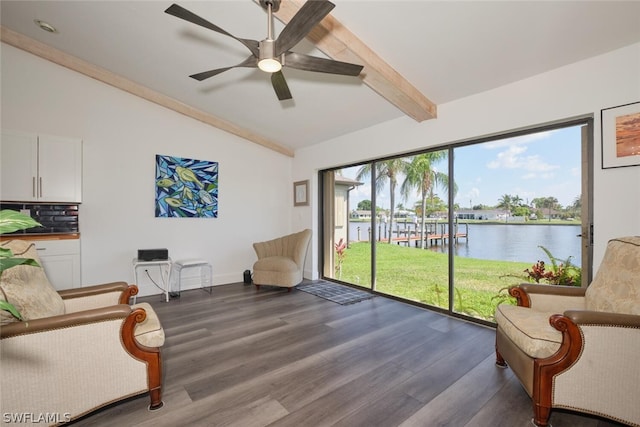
[0,240,65,325]
[132,302,165,347]
[585,236,640,314]
[495,304,561,358]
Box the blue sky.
[342,125,582,210]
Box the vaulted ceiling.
[2,1,640,157]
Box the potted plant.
[0,209,42,320]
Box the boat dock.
[353,221,469,247]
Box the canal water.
[348,221,582,264]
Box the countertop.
[0,233,80,242]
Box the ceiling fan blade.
[271,71,292,100]
[189,56,257,81]
[275,0,335,57]
[190,67,234,81]
[284,52,363,76]
[165,4,260,57]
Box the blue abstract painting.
[155,155,218,218]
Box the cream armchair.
[0,240,164,424]
[252,229,312,291]
[495,236,640,427]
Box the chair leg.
[122,308,164,412]
[148,351,164,411]
[495,336,507,367]
[149,389,164,411]
[533,403,551,427]
[255,284,261,290]
[287,287,292,293]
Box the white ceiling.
[2,1,640,154]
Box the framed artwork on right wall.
[601,101,640,169]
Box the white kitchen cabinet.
[34,239,81,290]
[1,131,82,203]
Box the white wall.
[294,42,640,276]
[1,44,293,296]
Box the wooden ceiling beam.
[272,0,437,122]
[0,26,295,157]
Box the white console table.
[132,258,172,303]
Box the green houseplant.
[0,209,42,320]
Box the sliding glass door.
[321,120,592,324]
[451,125,590,320]
[366,153,451,310]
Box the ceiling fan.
[165,0,364,101]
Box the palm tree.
[497,194,513,222]
[400,152,448,248]
[543,196,559,222]
[571,195,582,218]
[532,197,545,209]
[531,197,546,219]
[572,195,582,209]
[356,159,408,243]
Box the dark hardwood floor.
[74,282,624,427]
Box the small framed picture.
[601,101,640,169]
[293,180,309,206]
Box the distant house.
[537,208,564,220]
[393,209,417,222]
[455,209,504,220]
[351,210,372,220]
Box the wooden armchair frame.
[496,283,640,427]
[1,282,164,421]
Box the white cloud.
[487,144,559,176]
[487,145,527,169]
[465,187,481,200]
[351,185,371,200]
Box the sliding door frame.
[318,115,594,324]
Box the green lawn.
[336,242,532,321]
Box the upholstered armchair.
[495,236,640,427]
[252,229,312,291]
[0,240,165,423]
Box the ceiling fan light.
[258,58,282,73]
[258,38,281,73]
